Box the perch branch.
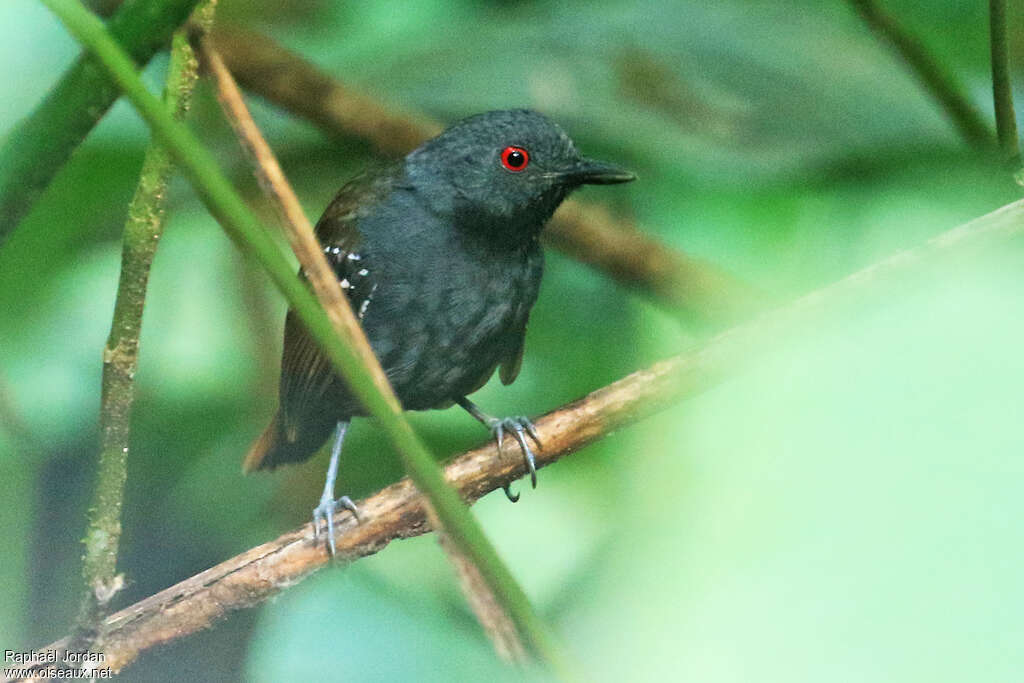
[196,37,527,662]
[209,26,762,323]
[16,194,1024,681]
[76,5,218,646]
[846,0,992,149]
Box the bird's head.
[406,109,634,239]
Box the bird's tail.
[243,410,334,472]
[243,414,281,472]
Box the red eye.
[500,146,529,172]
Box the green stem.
[74,1,217,645]
[40,0,574,677]
[847,0,992,149]
[0,0,201,248]
[989,0,1020,161]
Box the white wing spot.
[358,284,378,320]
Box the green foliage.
[0,0,202,243]
[1,0,1022,680]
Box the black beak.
[564,158,636,185]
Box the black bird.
[245,109,634,553]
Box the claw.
[457,399,542,502]
[312,494,360,557]
[312,496,337,556]
[494,423,506,453]
[523,418,542,450]
[484,415,541,497]
[502,483,520,503]
[339,495,360,520]
[509,422,537,489]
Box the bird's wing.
[277,168,393,439]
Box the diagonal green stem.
[847,0,992,149]
[0,0,201,248]
[75,1,217,646]
[39,0,574,677]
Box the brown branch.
[196,34,400,410]
[197,37,527,661]
[208,26,441,155]
[436,526,527,663]
[208,25,762,323]
[847,0,993,149]
[547,200,764,322]
[15,195,1024,680]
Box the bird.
[244,109,635,554]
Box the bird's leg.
[455,396,541,503]
[311,420,360,556]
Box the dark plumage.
[244,109,634,552]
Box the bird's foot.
[486,416,542,503]
[311,492,360,556]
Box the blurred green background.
[2,0,1024,680]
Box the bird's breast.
[359,236,543,410]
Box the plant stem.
[74,1,217,645]
[989,0,1019,161]
[40,0,574,677]
[0,0,201,248]
[847,0,992,149]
